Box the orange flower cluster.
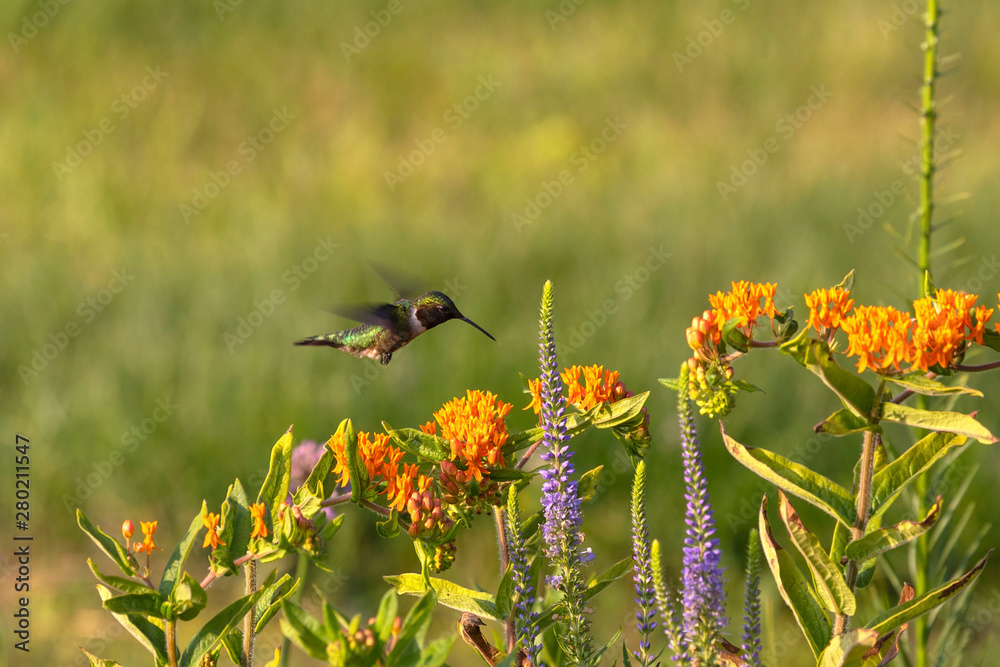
[524,365,622,414]
[423,390,511,482]
[805,287,854,332]
[563,365,621,410]
[327,431,431,513]
[840,290,995,373]
[707,281,778,336]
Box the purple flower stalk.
[631,461,657,666]
[506,487,541,666]
[536,280,594,664]
[678,372,727,663]
[742,529,764,667]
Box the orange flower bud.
[122,520,134,540]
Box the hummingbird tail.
[293,335,343,348]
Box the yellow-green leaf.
[724,427,855,527]
[880,403,997,444]
[759,496,832,658]
[884,372,983,398]
[384,573,500,621]
[869,432,967,523]
[778,491,855,615]
[816,628,880,667]
[846,497,942,563]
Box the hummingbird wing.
[370,261,424,300]
[327,302,398,329]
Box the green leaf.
[869,432,967,523]
[418,636,456,667]
[103,592,167,618]
[392,590,437,662]
[377,511,401,538]
[221,629,243,666]
[384,423,451,461]
[846,497,942,563]
[495,565,515,619]
[170,572,208,621]
[254,573,298,633]
[159,507,206,598]
[257,426,295,518]
[722,316,751,352]
[880,404,997,444]
[293,446,336,506]
[487,468,534,483]
[374,589,399,640]
[723,427,855,527]
[758,495,832,659]
[816,628,880,667]
[866,550,992,635]
[77,510,135,576]
[385,573,500,621]
[780,337,876,417]
[279,601,330,660]
[341,419,369,503]
[535,558,632,630]
[215,480,252,575]
[777,491,856,615]
[95,585,168,664]
[81,649,126,667]
[87,559,155,595]
[592,392,649,429]
[578,466,604,502]
[884,372,983,398]
[815,409,880,436]
[179,590,264,667]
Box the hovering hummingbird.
[294,290,496,365]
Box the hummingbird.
[294,290,496,365]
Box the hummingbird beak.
[460,316,497,342]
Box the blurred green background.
[2,0,999,664]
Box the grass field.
[2,0,1000,665]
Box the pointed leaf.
[77,510,135,576]
[418,636,456,667]
[592,392,650,429]
[778,491,856,615]
[495,565,515,619]
[865,550,992,635]
[159,507,206,598]
[103,593,167,617]
[724,427,855,526]
[254,573,298,633]
[374,589,399,640]
[869,432,967,522]
[95,585,168,664]
[169,571,208,621]
[884,373,982,398]
[87,559,156,595]
[385,573,500,621]
[815,409,880,436]
[759,495,832,658]
[257,427,295,519]
[81,649,126,667]
[817,629,881,667]
[578,466,604,502]
[846,497,942,563]
[293,446,336,506]
[880,404,996,444]
[214,481,252,575]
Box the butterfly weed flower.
[537,280,595,665]
[249,502,270,540]
[741,529,764,667]
[136,520,160,555]
[678,365,727,665]
[804,286,854,335]
[201,512,225,549]
[505,486,541,666]
[630,461,657,666]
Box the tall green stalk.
[913,2,940,665]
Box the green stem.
[917,0,939,296]
[278,554,310,667]
[835,429,880,635]
[495,506,516,655]
[243,559,257,667]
